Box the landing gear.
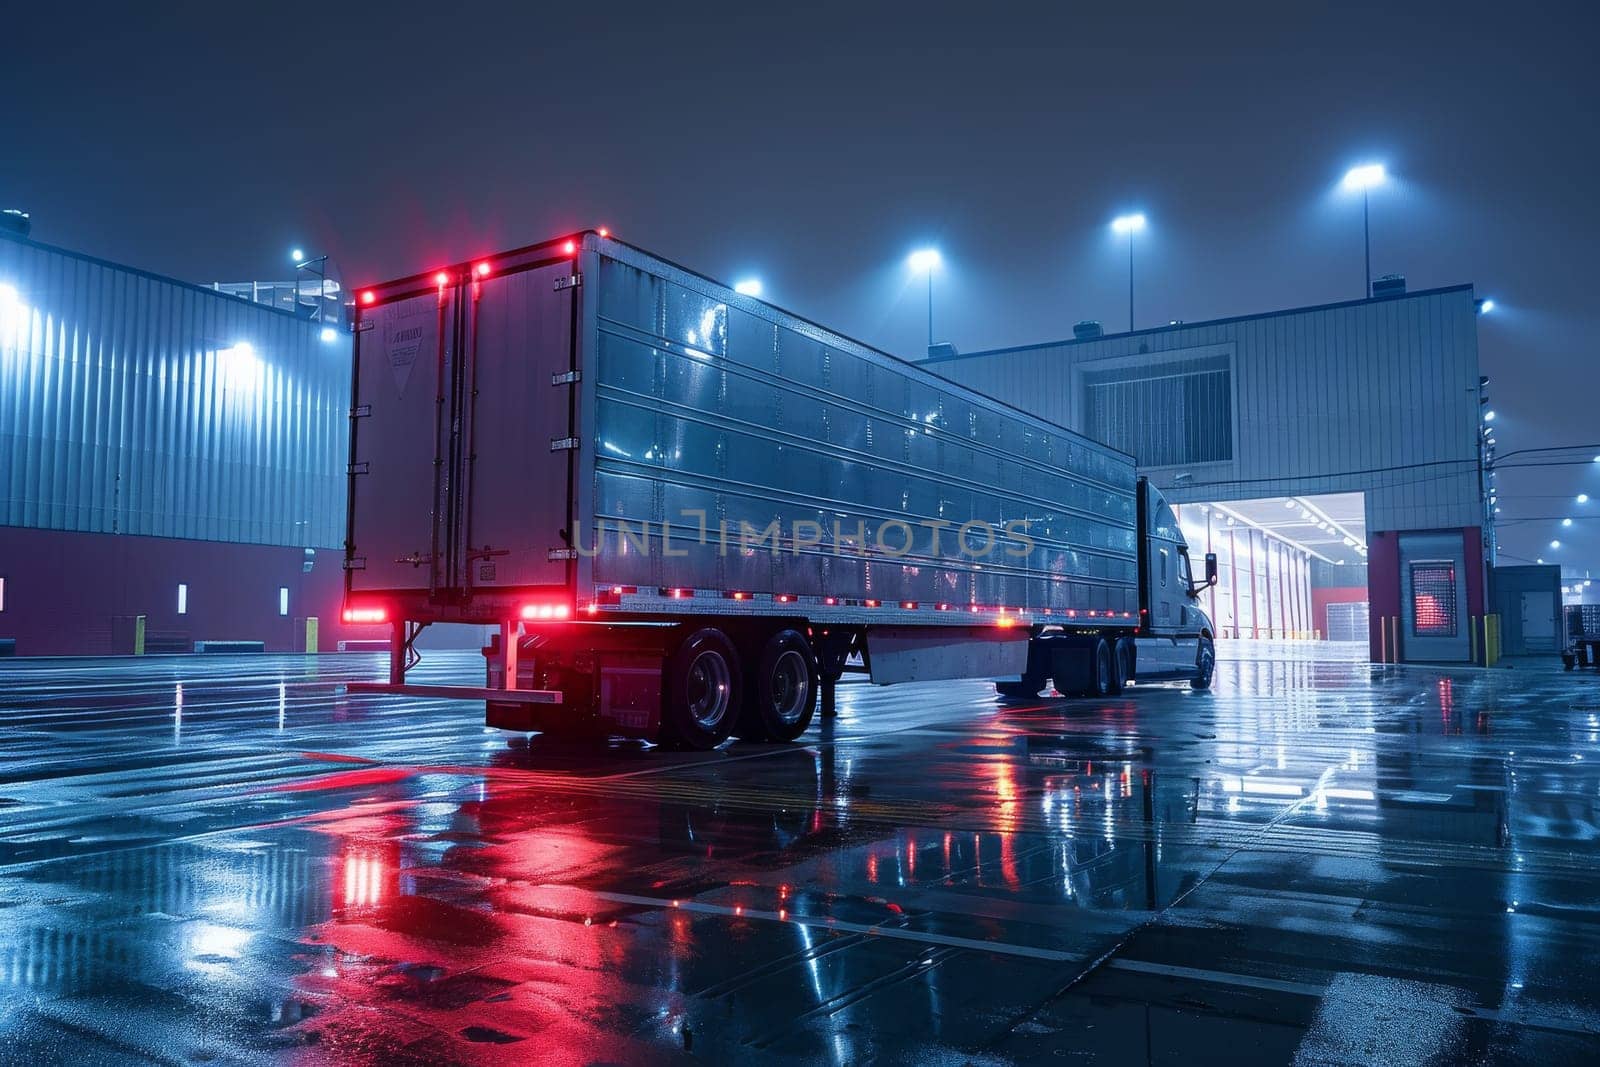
[1192,635,1216,690]
[812,628,858,720]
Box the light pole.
[1110,214,1145,332]
[1341,163,1386,298]
[908,247,941,348]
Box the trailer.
[342,231,1217,748]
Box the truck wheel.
[1109,638,1134,695]
[1191,637,1216,690]
[1090,638,1113,698]
[739,629,818,742]
[662,628,741,750]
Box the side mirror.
[1204,552,1218,586]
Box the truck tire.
[1090,638,1114,698]
[661,628,742,750]
[1191,636,1216,690]
[1109,637,1134,695]
[739,629,818,742]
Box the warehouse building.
[928,283,1489,663]
[0,221,377,655]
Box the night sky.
[4,1,1597,575]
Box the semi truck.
[342,231,1217,749]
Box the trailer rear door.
[348,286,460,594]
[348,261,578,600]
[458,263,578,593]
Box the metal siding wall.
[934,289,1481,534]
[0,235,346,548]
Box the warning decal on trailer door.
[383,303,436,396]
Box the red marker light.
[563,239,577,255]
[519,602,571,621]
[864,599,881,608]
[342,606,387,624]
[597,227,610,238]
[475,262,491,277]
[359,290,376,305]
[434,271,450,287]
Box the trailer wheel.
[739,629,819,742]
[1191,636,1216,690]
[661,628,741,750]
[1109,638,1134,695]
[1090,638,1114,698]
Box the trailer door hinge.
[356,320,376,332]
[547,548,578,561]
[347,461,370,475]
[343,557,367,571]
[550,436,580,451]
[350,404,372,418]
[554,273,583,291]
[551,370,582,385]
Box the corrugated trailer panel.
[0,232,344,548]
[581,240,1139,621]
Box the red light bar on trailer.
[520,603,571,621]
[343,606,386,624]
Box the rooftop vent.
[926,342,960,361]
[1371,274,1406,299]
[1073,320,1103,340]
[0,209,30,238]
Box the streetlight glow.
[1110,214,1147,332]
[320,327,339,343]
[290,247,305,263]
[1341,162,1388,298]
[1483,410,1496,421]
[1341,163,1387,192]
[1579,494,1590,504]
[1550,540,1561,549]
[908,247,941,348]
[1562,518,1573,527]
[1480,299,1496,314]
[733,278,763,297]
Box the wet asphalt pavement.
[2,643,1598,1065]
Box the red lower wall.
[1311,587,1367,637]
[0,526,387,655]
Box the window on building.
[0,576,6,612]
[279,587,289,617]
[1083,353,1233,466]
[177,583,188,616]
[1410,562,1457,636]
